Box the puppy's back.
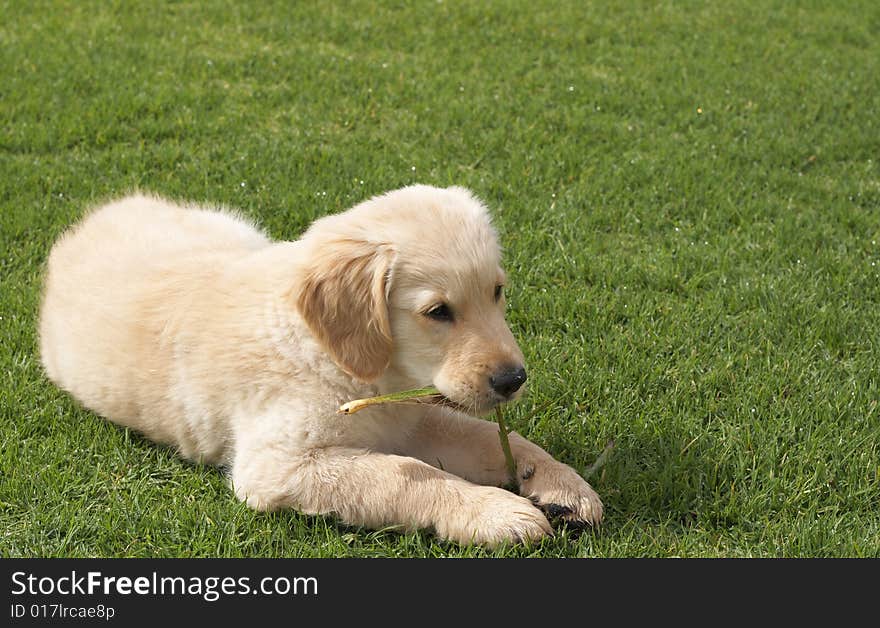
[39,194,269,445]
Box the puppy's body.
[40,186,602,546]
[40,195,400,460]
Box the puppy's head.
[295,185,525,415]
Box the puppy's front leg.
[405,408,604,527]
[231,442,551,547]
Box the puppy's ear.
[295,240,394,382]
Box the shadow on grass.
[61,409,740,556]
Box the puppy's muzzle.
[489,365,527,399]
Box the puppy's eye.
[425,303,454,322]
[494,285,504,302]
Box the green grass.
[2,0,879,557]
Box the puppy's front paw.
[520,462,603,530]
[436,486,552,548]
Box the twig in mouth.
[337,386,444,415]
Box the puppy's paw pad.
[531,500,572,520]
[522,465,604,528]
[531,490,603,528]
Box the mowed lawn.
[1,1,878,557]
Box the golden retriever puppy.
[39,185,602,546]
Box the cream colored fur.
[39,185,602,547]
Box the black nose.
[490,366,527,398]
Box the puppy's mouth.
[421,391,469,413]
[431,389,509,417]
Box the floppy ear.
[295,239,394,382]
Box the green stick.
[494,406,518,491]
[337,386,443,414]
